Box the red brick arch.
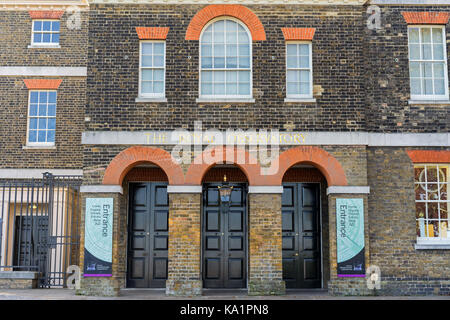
[270,146,348,186]
[185,4,266,41]
[102,146,184,185]
[184,146,262,185]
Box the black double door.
[127,182,169,288]
[202,183,247,289]
[282,183,321,288]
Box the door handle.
[293,253,299,257]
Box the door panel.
[282,183,321,288]
[202,183,247,288]
[127,182,168,288]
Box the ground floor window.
[415,164,450,240]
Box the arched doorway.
[124,165,170,288]
[281,165,329,289]
[201,165,248,289]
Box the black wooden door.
[13,215,49,274]
[282,183,321,288]
[202,183,247,288]
[127,182,169,288]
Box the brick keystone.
[401,12,450,25]
[406,150,450,163]
[185,4,266,41]
[28,11,64,19]
[281,28,316,41]
[136,27,170,40]
[23,79,63,90]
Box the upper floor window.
[27,90,57,146]
[408,26,449,100]
[139,41,165,98]
[32,20,60,45]
[286,42,313,98]
[199,18,252,99]
[415,164,450,241]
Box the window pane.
[141,81,152,93]
[409,44,420,60]
[226,20,238,32]
[51,33,59,43]
[201,44,212,56]
[38,118,47,129]
[47,104,56,117]
[226,44,237,56]
[410,78,421,95]
[287,56,297,68]
[141,56,152,67]
[48,91,57,103]
[52,21,60,32]
[154,43,164,55]
[202,71,213,82]
[238,71,250,82]
[299,56,310,68]
[422,44,432,60]
[142,70,152,81]
[432,28,443,43]
[287,44,297,56]
[239,56,250,68]
[421,28,431,43]
[28,130,37,143]
[423,79,433,94]
[38,130,46,142]
[409,62,420,78]
[226,83,238,95]
[38,104,47,116]
[43,21,51,31]
[201,57,212,68]
[433,44,444,60]
[43,33,51,43]
[299,44,309,56]
[300,70,309,82]
[142,43,152,55]
[29,118,38,130]
[238,45,250,56]
[202,31,212,43]
[154,55,164,67]
[153,81,164,93]
[238,83,250,95]
[226,31,237,43]
[47,130,55,143]
[153,69,164,81]
[30,92,39,103]
[214,83,225,95]
[214,57,225,68]
[29,104,38,116]
[201,82,213,95]
[409,28,420,43]
[434,79,445,95]
[214,20,225,32]
[214,44,225,56]
[226,71,237,82]
[238,31,248,42]
[287,82,298,95]
[215,71,225,82]
[33,21,42,31]
[48,118,56,130]
[287,70,299,82]
[300,82,310,94]
[33,33,42,43]
[423,63,432,78]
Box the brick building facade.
[0,0,449,296]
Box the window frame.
[285,41,314,100]
[198,17,253,100]
[414,163,450,244]
[30,19,61,46]
[26,90,57,147]
[138,40,166,99]
[407,25,449,101]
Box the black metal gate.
[0,173,82,288]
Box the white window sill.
[196,98,255,104]
[284,98,316,103]
[408,100,450,105]
[28,44,61,49]
[135,97,167,103]
[415,238,450,250]
[23,145,56,150]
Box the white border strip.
[0,67,87,77]
[327,186,370,195]
[80,185,123,194]
[248,186,284,194]
[167,185,202,193]
[0,169,83,179]
[82,131,450,147]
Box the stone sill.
[196,98,255,104]
[23,145,56,150]
[284,98,317,103]
[0,271,38,279]
[415,240,450,250]
[135,97,167,103]
[28,45,61,49]
[408,100,450,105]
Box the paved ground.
[0,288,449,300]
